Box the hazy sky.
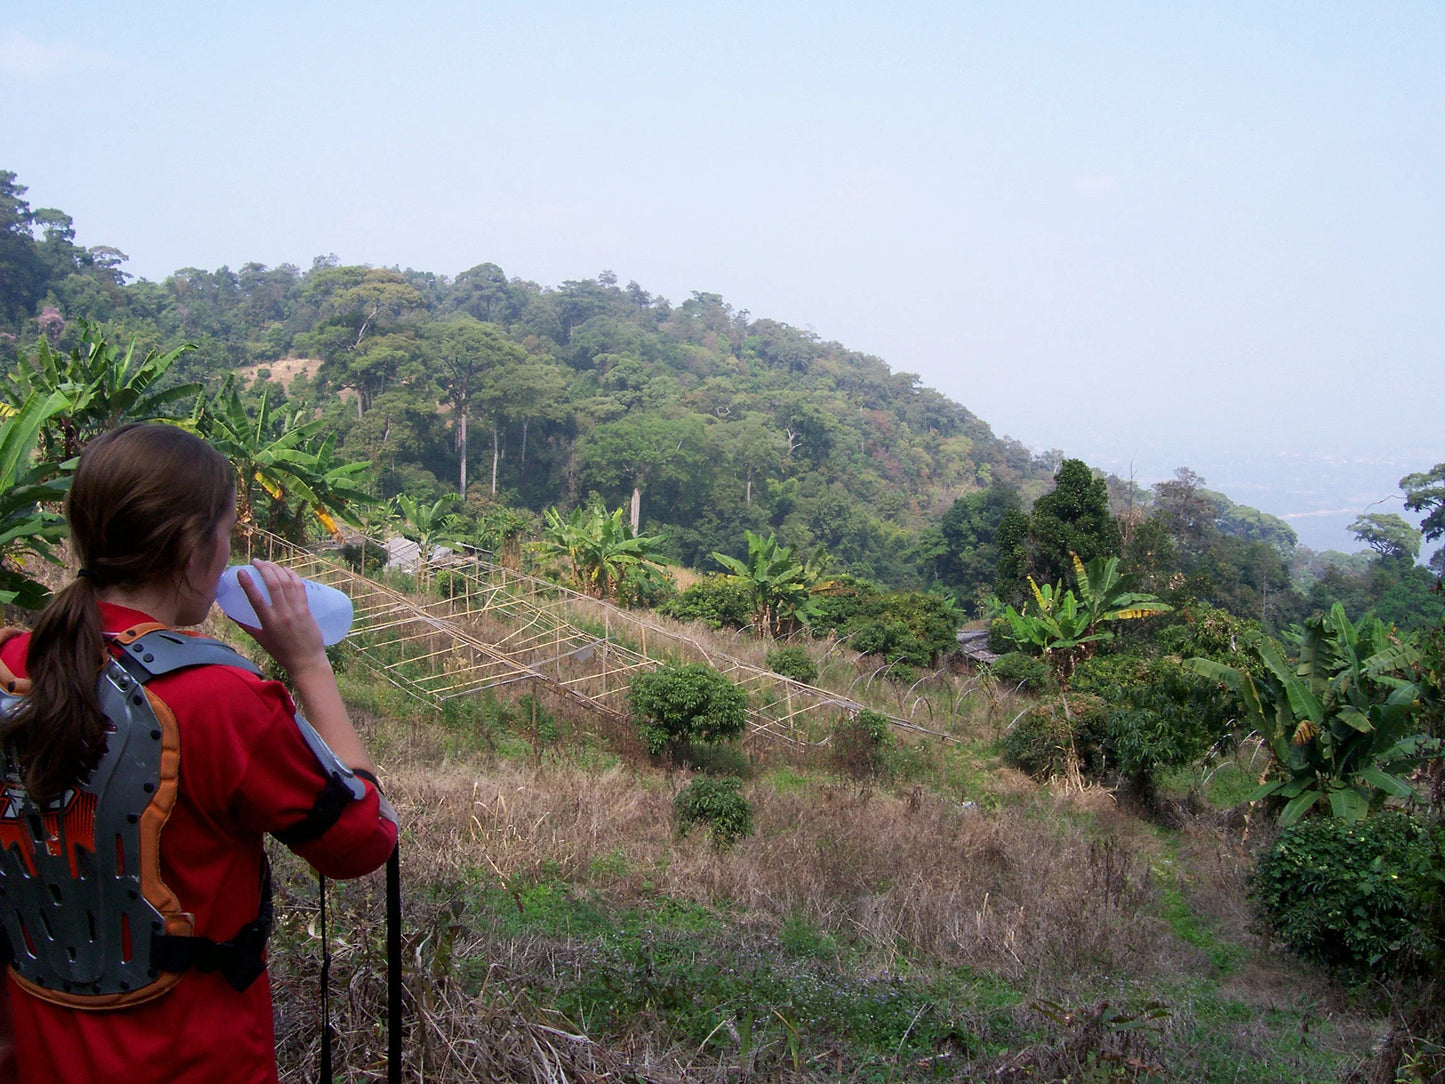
[3,2,1441,552]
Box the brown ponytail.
[1,423,234,801]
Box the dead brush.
[381,760,1172,986]
[983,998,1171,1083]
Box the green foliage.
[657,574,753,630]
[764,645,818,685]
[1003,554,1171,685]
[990,651,1055,693]
[843,590,959,668]
[986,615,1013,655]
[809,577,960,668]
[1188,603,1438,825]
[1401,462,1445,543]
[627,662,749,756]
[1350,512,1421,563]
[194,377,373,541]
[935,481,1022,604]
[5,319,200,461]
[672,775,754,846]
[997,458,1121,600]
[0,390,69,607]
[1002,698,1109,779]
[394,492,468,586]
[1073,654,1238,795]
[2,171,1089,595]
[1155,602,1260,670]
[713,529,827,638]
[1251,811,1442,975]
[534,502,670,604]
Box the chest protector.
[0,624,263,1009]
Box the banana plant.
[393,493,469,587]
[534,503,670,602]
[4,320,201,461]
[192,379,373,541]
[713,530,827,638]
[1188,603,1436,824]
[1004,554,1171,685]
[0,390,71,607]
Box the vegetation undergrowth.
[259,653,1386,1084]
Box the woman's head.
[1,424,236,801]
[67,423,235,595]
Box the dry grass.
[263,752,1203,1081]
[265,735,1385,1083]
[384,760,1172,987]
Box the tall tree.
[303,267,424,416]
[425,317,527,496]
[937,481,1022,600]
[576,413,709,532]
[997,459,1121,601]
[1350,513,1422,564]
[1402,464,1445,543]
[0,170,45,325]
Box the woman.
[0,423,397,1083]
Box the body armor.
[0,625,263,1009]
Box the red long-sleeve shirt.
[0,603,397,1084]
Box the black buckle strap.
[152,918,269,992]
[151,858,274,993]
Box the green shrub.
[657,575,752,629]
[765,645,818,685]
[833,590,959,669]
[673,775,753,846]
[628,662,749,756]
[1001,697,1109,779]
[1251,811,1442,975]
[1074,654,1237,797]
[341,537,388,575]
[831,709,893,780]
[616,562,675,610]
[1002,707,1071,778]
[987,616,1014,655]
[991,651,1055,693]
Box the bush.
[341,537,388,575]
[673,775,753,846]
[991,651,1055,693]
[1074,654,1237,797]
[987,616,1014,655]
[831,709,892,780]
[827,589,959,669]
[765,646,818,685]
[628,662,749,756]
[657,575,753,629]
[1251,811,1442,975]
[1002,697,1109,780]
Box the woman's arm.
[232,560,376,775]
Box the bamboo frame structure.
[241,531,958,749]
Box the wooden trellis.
[240,531,955,748]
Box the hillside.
[3,165,1442,628]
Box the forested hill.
[0,169,1058,581]
[3,168,1441,628]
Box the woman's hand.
[231,559,375,774]
[233,560,329,678]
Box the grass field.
[258,623,1388,1084]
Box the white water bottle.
[215,565,354,646]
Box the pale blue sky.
[3,1,1441,552]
